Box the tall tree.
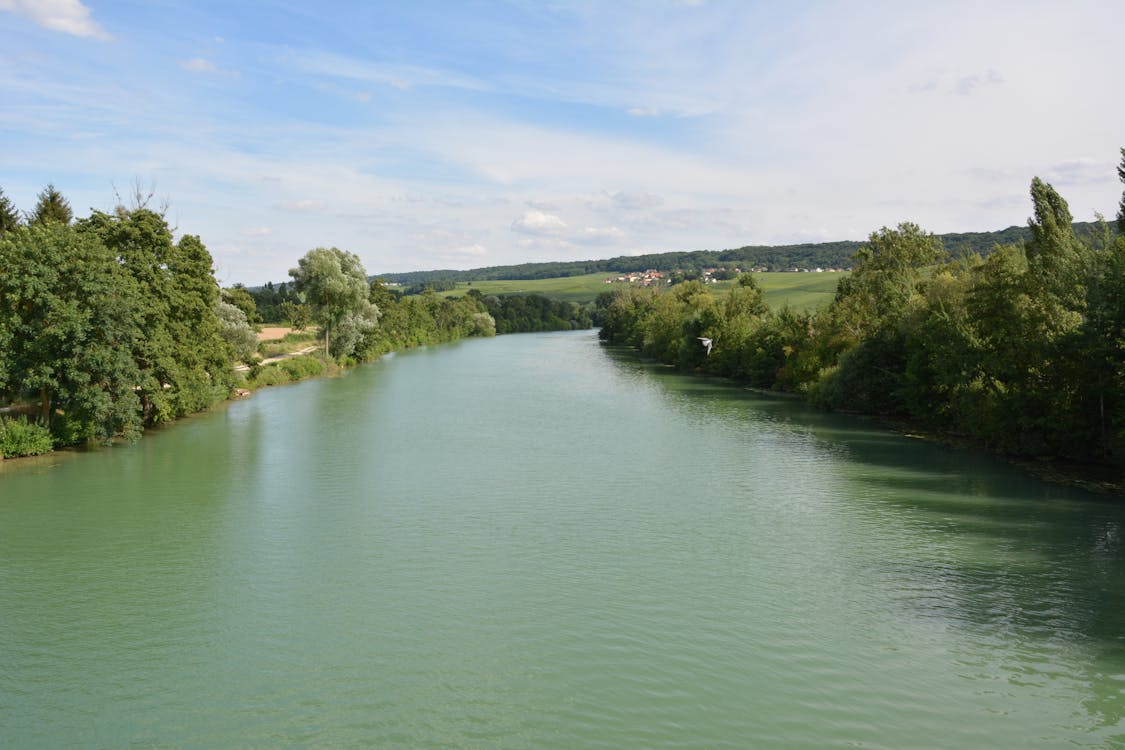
[80,208,231,422]
[1117,147,1125,235]
[28,184,73,226]
[962,179,1092,455]
[289,247,379,358]
[0,187,20,237]
[0,223,142,442]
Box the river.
[1,330,1122,748]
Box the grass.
[257,329,319,358]
[244,354,327,388]
[437,271,844,311]
[439,274,619,304]
[716,271,844,311]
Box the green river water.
[1,330,1123,748]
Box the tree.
[278,300,312,331]
[217,301,258,363]
[957,179,1094,456]
[28,184,73,226]
[830,222,945,338]
[221,285,262,325]
[0,223,143,443]
[79,209,231,422]
[0,187,20,237]
[1117,147,1125,235]
[289,247,379,358]
[811,223,945,411]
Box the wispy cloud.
[278,48,489,92]
[180,58,219,74]
[179,58,239,77]
[511,210,567,236]
[1042,157,1114,187]
[0,0,111,40]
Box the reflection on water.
[1,331,1123,748]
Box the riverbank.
[876,418,1125,497]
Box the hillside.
[375,221,1109,286]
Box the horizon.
[3,1,1123,286]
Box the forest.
[598,161,1125,474]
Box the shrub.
[278,355,325,380]
[0,417,55,458]
[246,355,325,388]
[247,366,290,388]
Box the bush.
[247,366,290,388]
[0,417,55,457]
[246,355,326,388]
[278,355,325,380]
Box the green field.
[439,271,843,311]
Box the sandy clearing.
[257,327,292,341]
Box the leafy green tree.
[0,223,143,442]
[278,300,312,331]
[812,223,945,410]
[80,209,231,422]
[28,184,73,226]
[829,222,945,342]
[958,179,1094,455]
[217,301,258,363]
[1026,177,1090,310]
[0,187,20,237]
[1072,237,1125,461]
[471,312,497,337]
[289,247,379,358]
[1117,147,1125,235]
[221,285,263,325]
[704,273,770,377]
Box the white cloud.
[180,57,240,77]
[242,226,272,237]
[511,210,567,236]
[180,58,219,73]
[278,48,488,92]
[0,0,110,40]
[575,226,625,245]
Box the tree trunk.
[39,387,51,428]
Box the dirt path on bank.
[234,344,319,372]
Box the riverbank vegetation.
[0,189,236,456]
[599,166,1125,475]
[0,189,591,456]
[2,156,1121,473]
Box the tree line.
[0,186,238,450]
[598,160,1125,472]
[0,188,592,456]
[377,222,1107,286]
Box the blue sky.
[2,0,1123,285]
